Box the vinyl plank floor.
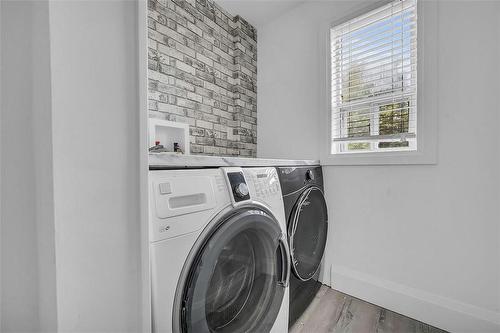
[290,285,447,333]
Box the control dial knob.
[306,169,314,181]
[234,183,249,198]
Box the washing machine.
[149,166,290,333]
[276,166,328,326]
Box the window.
[330,0,417,154]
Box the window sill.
[321,149,437,166]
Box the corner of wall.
[32,1,58,331]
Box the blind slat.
[331,58,416,79]
[331,77,416,99]
[331,19,416,52]
[331,47,417,74]
[332,34,417,61]
[333,90,417,109]
[336,41,417,65]
[334,3,416,37]
[331,63,416,87]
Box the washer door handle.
[277,234,291,288]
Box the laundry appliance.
[149,167,290,333]
[277,166,328,326]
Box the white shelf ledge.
[149,153,320,168]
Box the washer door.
[289,186,328,281]
[176,208,290,333]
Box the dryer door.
[289,186,328,281]
[174,208,290,333]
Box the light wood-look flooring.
[290,285,447,333]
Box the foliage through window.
[330,0,417,154]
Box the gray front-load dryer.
[277,166,328,326]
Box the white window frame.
[319,0,437,165]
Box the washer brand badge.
[159,225,170,233]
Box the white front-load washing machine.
[149,167,290,333]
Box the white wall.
[257,2,321,160]
[32,1,58,331]
[1,1,40,331]
[48,1,141,331]
[1,2,57,331]
[1,1,142,331]
[258,1,500,332]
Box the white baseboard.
[326,265,500,333]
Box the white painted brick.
[157,103,186,116]
[158,43,183,61]
[203,146,220,154]
[196,119,213,129]
[170,40,196,58]
[186,91,203,103]
[196,53,214,67]
[241,121,252,130]
[175,60,196,75]
[187,22,203,36]
[148,38,158,50]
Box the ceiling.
[214,0,305,28]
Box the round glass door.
[289,186,328,281]
[177,208,289,333]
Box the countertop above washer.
[149,153,319,169]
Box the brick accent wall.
[148,0,257,157]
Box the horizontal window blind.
[330,0,417,153]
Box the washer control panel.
[226,171,250,202]
[223,167,283,207]
[251,171,280,199]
